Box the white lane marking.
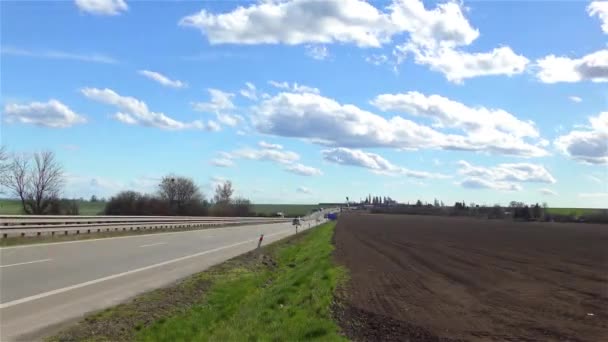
[0,230,290,309]
[139,242,167,248]
[0,259,52,268]
[0,222,290,250]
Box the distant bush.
[48,198,80,215]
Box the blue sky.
[1,0,607,207]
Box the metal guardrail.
[0,215,287,226]
[0,208,340,239]
[0,216,289,239]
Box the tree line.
[0,147,252,216]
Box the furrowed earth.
[333,213,608,342]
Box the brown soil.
[333,213,608,342]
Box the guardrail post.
[21,232,25,237]
[257,234,264,248]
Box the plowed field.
[334,213,608,341]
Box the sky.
[1,0,607,207]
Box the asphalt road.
[0,219,323,341]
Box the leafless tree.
[214,180,233,205]
[4,151,64,214]
[158,175,203,214]
[0,146,10,191]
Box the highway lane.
[0,219,323,341]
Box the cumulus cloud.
[3,99,86,128]
[219,144,322,177]
[192,89,241,127]
[460,177,522,192]
[210,158,234,167]
[457,160,556,184]
[306,45,329,60]
[230,147,299,165]
[539,188,557,196]
[75,0,128,16]
[365,54,389,66]
[138,70,187,88]
[240,82,258,100]
[535,49,608,83]
[180,0,525,82]
[569,96,583,103]
[284,163,323,176]
[296,186,312,194]
[268,81,320,94]
[555,112,608,164]
[258,141,283,150]
[1,46,117,64]
[322,147,449,179]
[179,0,396,47]
[81,87,213,130]
[588,1,608,34]
[371,91,539,138]
[398,45,529,83]
[253,90,547,157]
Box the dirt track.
[334,214,608,341]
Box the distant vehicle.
[276,212,284,217]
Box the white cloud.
[569,96,583,103]
[258,141,283,150]
[539,188,557,196]
[536,49,608,83]
[459,177,522,192]
[398,45,529,83]
[284,163,323,176]
[210,158,234,167]
[138,70,187,88]
[555,112,608,164]
[587,175,604,184]
[268,81,320,94]
[192,89,241,127]
[1,46,117,64]
[296,186,312,194]
[81,87,210,130]
[578,192,608,198]
[322,147,449,179]
[3,99,86,128]
[179,0,396,48]
[457,160,556,184]
[219,144,321,177]
[193,88,235,112]
[588,1,608,34]
[180,0,524,82]
[371,91,539,139]
[207,120,221,132]
[365,54,389,66]
[230,148,299,164]
[240,82,258,100]
[180,0,479,49]
[75,0,128,16]
[253,90,547,157]
[306,45,329,60]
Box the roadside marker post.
[257,234,264,248]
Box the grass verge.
[49,221,346,342]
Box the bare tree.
[4,151,64,214]
[214,180,233,205]
[158,175,203,215]
[0,146,9,192]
